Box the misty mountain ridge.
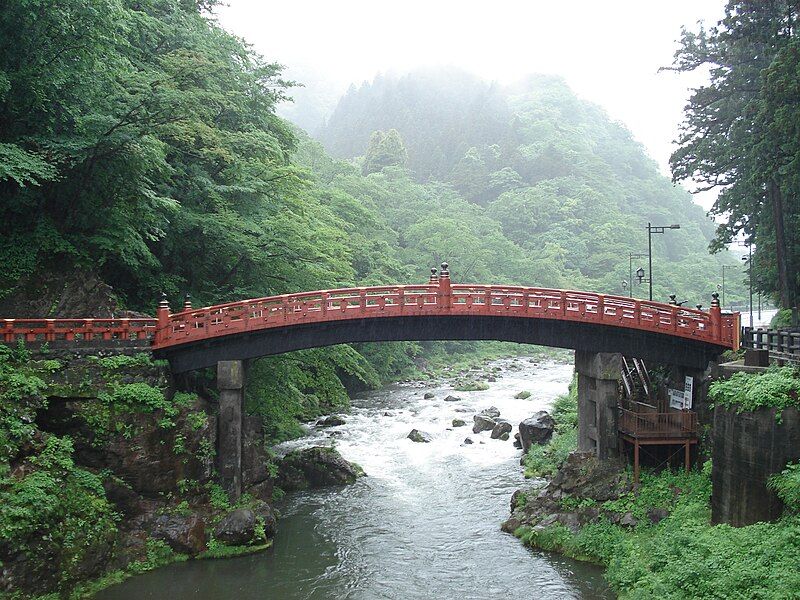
[291,67,737,303]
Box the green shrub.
[768,462,800,512]
[95,353,154,370]
[0,436,118,592]
[709,367,800,418]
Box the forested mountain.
[318,68,742,301]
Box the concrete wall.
[712,405,800,526]
[575,351,622,459]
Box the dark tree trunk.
[769,178,792,308]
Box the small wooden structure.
[618,399,698,485]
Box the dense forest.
[319,69,743,300]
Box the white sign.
[684,376,694,409]
[668,388,685,410]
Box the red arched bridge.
[1,265,739,372]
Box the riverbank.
[94,355,613,600]
[506,372,800,598]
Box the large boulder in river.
[277,446,365,491]
[480,406,501,418]
[150,513,207,555]
[473,414,496,434]
[452,418,466,427]
[491,421,513,439]
[423,392,435,399]
[519,411,555,452]
[407,429,432,443]
[317,415,346,427]
[444,395,461,402]
[214,508,261,546]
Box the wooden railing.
[153,280,739,351]
[0,273,740,352]
[618,408,698,439]
[741,327,800,365]
[1,318,157,344]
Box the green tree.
[668,2,800,309]
[363,129,408,174]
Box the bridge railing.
[1,318,157,344]
[152,281,738,350]
[0,270,739,352]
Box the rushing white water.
[98,357,612,600]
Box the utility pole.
[646,223,681,301]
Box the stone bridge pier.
[575,351,623,460]
[217,360,245,501]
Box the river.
[97,357,612,600]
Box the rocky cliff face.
[0,351,277,597]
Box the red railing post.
[155,294,171,346]
[710,292,722,343]
[438,262,451,312]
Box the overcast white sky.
[217,0,725,206]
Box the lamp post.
[721,264,737,310]
[646,223,681,301]
[628,252,647,298]
[742,243,754,328]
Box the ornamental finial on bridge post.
[669,294,677,306]
[183,293,192,311]
[428,267,439,283]
[440,262,449,278]
[711,292,720,309]
[156,293,170,343]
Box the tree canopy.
[668,1,800,310]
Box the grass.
[515,463,800,598]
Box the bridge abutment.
[575,351,622,460]
[217,360,245,501]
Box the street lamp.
[628,252,647,298]
[646,223,681,301]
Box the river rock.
[463,437,474,445]
[487,376,497,382]
[514,390,532,399]
[278,446,365,490]
[472,414,496,434]
[452,418,466,427]
[518,411,556,452]
[479,406,501,418]
[491,421,513,439]
[407,429,432,443]
[647,507,669,525]
[151,513,207,555]
[444,395,461,402]
[317,415,346,427]
[423,392,435,399]
[214,508,260,546]
[513,433,523,449]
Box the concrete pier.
[217,360,245,501]
[575,351,622,460]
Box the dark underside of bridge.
[156,315,725,373]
